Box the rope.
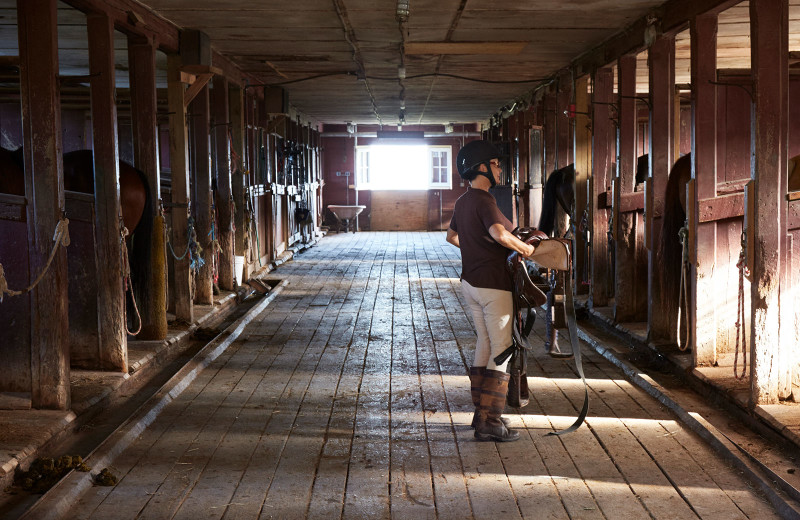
[119,223,142,336]
[734,231,749,380]
[0,218,70,302]
[676,225,691,351]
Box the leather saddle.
[506,228,549,308]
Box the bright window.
[355,145,452,190]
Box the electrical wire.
[253,71,550,87]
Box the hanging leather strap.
[548,273,590,436]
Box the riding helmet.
[456,140,504,184]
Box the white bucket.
[234,255,245,286]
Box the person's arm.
[446,227,460,248]
[488,223,535,257]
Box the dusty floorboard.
[63,232,777,519]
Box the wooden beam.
[191,85,214,304]
[590,67,614,308]
[168,54,193,323]
[128,36,167,340]
[648,34,677,342]
[184,73,214,109]
[690,13,719,366]
[573,0,741,74]
[87,11,127,371]
[788,199,800,229]
[211,76,235,290]
[614,54,642,322]
[61,0,179,53]
[750,0,791,404]
[18,0,70,410]
[698,193,744,222]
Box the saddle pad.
[528,239,571,271]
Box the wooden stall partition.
[167,54,193,323]
[750,0,792,404]
[211,76,234,291]
[648,34,677,342]
[18,0,70,409]
[128,36,167,340]
[590,67,615,308]
[690,14,719,366]
[614,54,644,322]
[574,75,592,294]
[190,85,213,304]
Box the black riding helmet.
[456,140,504,187]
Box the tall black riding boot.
[474,369,520,442]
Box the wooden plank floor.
[65,232,777,520]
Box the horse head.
[538,163,575,236]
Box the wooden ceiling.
[1,1,800,126]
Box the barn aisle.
[56,232,775,520]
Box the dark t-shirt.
[449,187,514,292]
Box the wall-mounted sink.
[328,205,366,233]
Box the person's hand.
[524,243,536,258]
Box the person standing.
[446,140,536,442]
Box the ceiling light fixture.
[396,0,409,22]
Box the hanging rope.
[734,231,749,380]
[167,212,194,262]
[676,225,691,351]
[119,222,142,336]
[0,218,70,302]
[188,216,204,272]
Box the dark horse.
[656,154,691,341]
[0,147,153,331]
[538,163,575,235]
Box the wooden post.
[544,90,556,175]
[614,54,639,322]
[167,55,193,323]
[191,85,213,304]
[211,76,234,291]
[230,84,249,284]
[690,14,718,365]
[591,67,614,308]
[87,12,126,371]
[648,34,676,341]
[574,75,592,295]
[557,75,573,167]
[128,36,167,340]
[18,0,69,409]
[750,0,791,403]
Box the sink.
[328,205,366,233]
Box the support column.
[750,0,791,403]
[544,90,556,175]
[574,75,592,295]
[18,0,69,409]
[191,85,213,304]
[591,67,614,308]
[211,76,234,291]
[87,12,126,371]
[690,14,718,365]
[128,36,167,340]
[648,35,676,341]
[614,54,639,321]
[167,55,192,323]
[230,84,249,283]
[556,75,572,167]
